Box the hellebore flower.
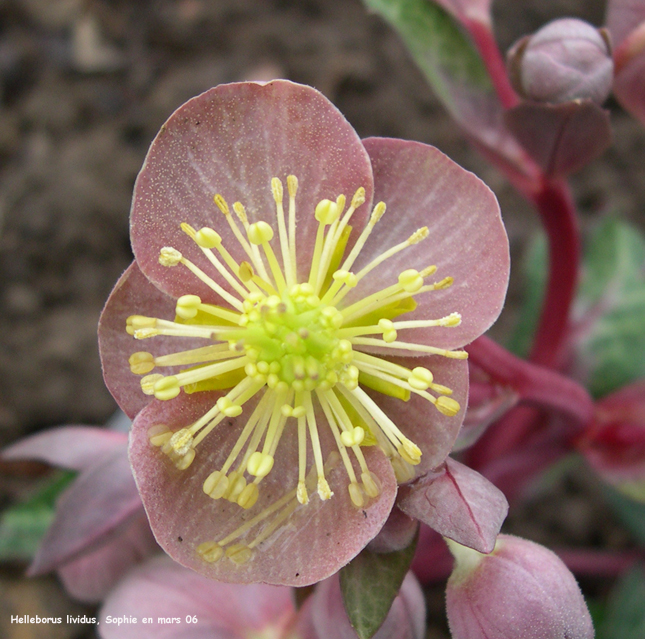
[445,534,594,639]
[2,426,157,602]
[99,80,509,585]
[99,555,425,639]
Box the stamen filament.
[351,337,468,358]
[271,177,295,288]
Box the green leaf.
[0,470,76,562]
[506,232,547,358]
[339,533,417,639]
[601,483,645,547]
[598,566,645,639]
[575,218,645,398]
[363,0,491,121]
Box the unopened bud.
[446,535,593,639]
[508,18,613,105]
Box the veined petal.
[58,513,157,604]
[131,80,374,302]
[352,138,509,351]
[28,445,142,576]
[99,262,201,419]
[129,391,397,586]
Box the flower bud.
[446,535,594,639]
[508,18,613,105]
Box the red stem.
[528,179,581,368]
[466,19,519,110]
[467,336,593,427]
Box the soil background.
[0,0,644,637]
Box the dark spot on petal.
[178,536,183,542]
[362,510,367,518]
[295,572,300,577]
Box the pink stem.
[466,18,519,110]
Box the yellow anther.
[401,438,422,463]
[175,449,195,470]
[391,456,416,483]
[127,315,157,330]
[443,312,462,326]
[271,177,283,203]
[292,406,306,418]
[225,544,253,564]
[433,276,454,290]
[141,373,164,395]
[408,227,429,245]
[237,483,259,509]
[340,426,365,448]
[297,481,309,505]
[247,451,274,478]
[351,187,366,209]
[148,425,172,447]
[129,351,155,375]
[238,261,254,282]
[314,199,339,225]
[317,477,333,500]
[287,175,298,197]
[225,472,247,502]
[361,471,381,498]
[196,541,223,563]
[159,247,182,267]
[408,367,434,390]
[133,328,161,339]
[213,194,230,215]
[180,222,197,239]
[420,265,438,278]
[378,318,397,343]
[232,201,248,224]
[398,269,424,293]
[332,270,358,288]
[248,221,274,245]
[349,482,365,508]
[195,227,221,248]
[203,470,229,499]
[216,396,243,417]
[168,428,193,456]
[436,396,461,416]
[153,376,180,401]
[370,201,386,223]
[175,294,201,319]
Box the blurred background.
[1,0,644,637]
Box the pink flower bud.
[446,534,594,639]
[508,18,613,105]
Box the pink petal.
[301,572,425,639]
[29,444,143,575]
[361,355,469,473]
[130,80,374,302]
[99,262,182,419]
[99,555,295,639]
[2,426,126,471]
[398,457,508,553]
[129,391,397,586]
[613,45,645,126]
[350,138,508,351]
[58,513,158,603]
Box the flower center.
[126,174,467,565]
